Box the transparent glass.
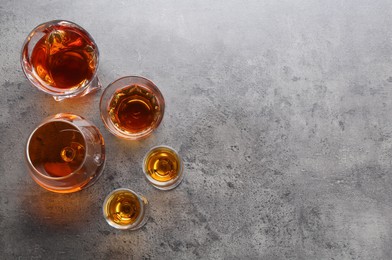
[26,113,106,193]
[100,76,165,140]
[143,145,184,190]
[103,188,149,230]
[21,20,101,101]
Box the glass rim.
[25,114,89,181]
[20,19,100,96]
[142,145,184,190]
[102,188,147,230]
[99,75,165,140]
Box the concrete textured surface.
[1,0,392,259]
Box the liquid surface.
[108,85,160,134]
[30,25,97,90]
[104,191,141,226]
[145,148,180,182]
[28,121,86,177]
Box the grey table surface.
[1,0,392,259]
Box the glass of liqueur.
[21,20,100,101]
[100,76,165,140]
[103,188,149,230]
[26,113,106,193]
[143,146,184,190]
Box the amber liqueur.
[108,85,161,134]
[104,190,142,226]
[145,147,181,182]
[30,25,97,89]
[28,121,86,178]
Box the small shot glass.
[103,188,149,230]
[100,76,165,140]
[143,146,184,190]
[21,20,101,101]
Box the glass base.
[53,76,101,101]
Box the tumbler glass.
[100,76,165,140]
[21,20,100,101]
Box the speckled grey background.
[1,0,392,259]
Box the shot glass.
[21,20,101,101]
[26,113,106,193]
[100,76,165,140]
[103,188,149,230]
[143,146,184,190]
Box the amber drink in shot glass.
[21,20,100,101]
[143,146,184,190]
[103,188,149,230]
[26,113,106,193]
[100,76,165,140]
